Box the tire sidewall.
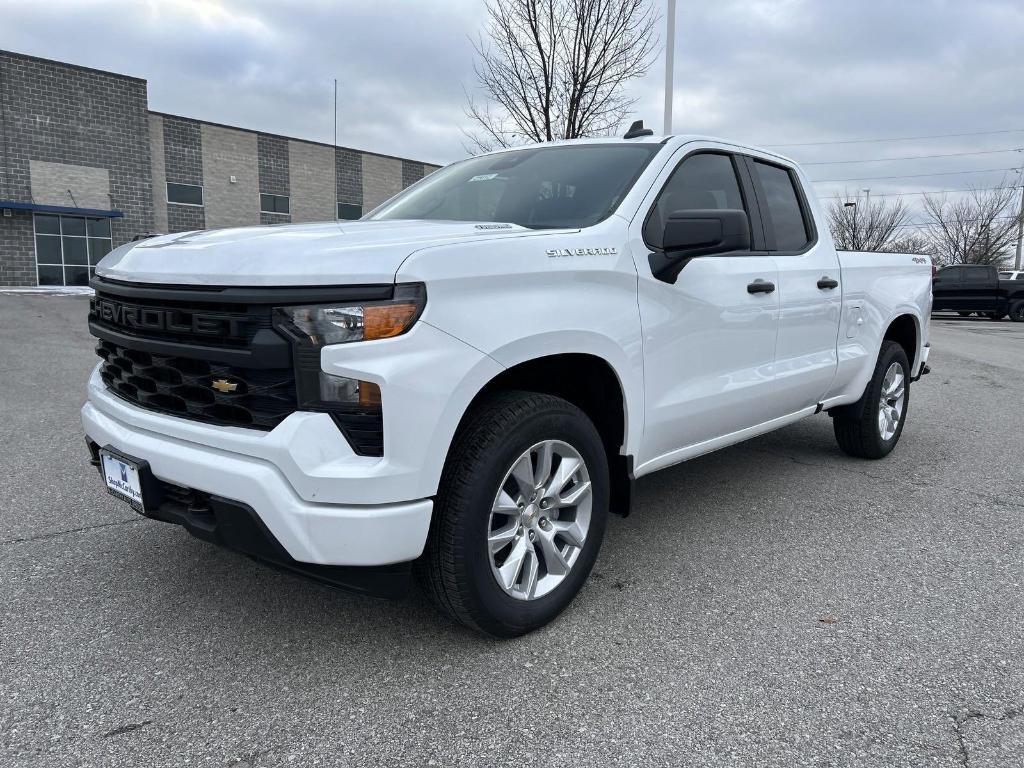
[453,405,609,636]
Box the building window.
[260,193,290,214]
[34,214,113,286]
[337,202,362,220]
[167,182,204,206]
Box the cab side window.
[644,153,746,250]
[752,161,811,252]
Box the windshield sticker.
[469,173,500,182]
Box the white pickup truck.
[84,127,932,637]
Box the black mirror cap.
[649,209,751,284]
[663,209,750,255]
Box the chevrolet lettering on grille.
[90,297,246,337]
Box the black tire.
[1010,302,1024,323]
[957,311,972,317]
[420,391,609,637]
[832,341,910,459]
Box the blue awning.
[0,200,124,218]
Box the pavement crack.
[103,720,152,738]
[950,707,1021,767]
[0,517,145,547]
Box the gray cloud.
[4,0,1023,218]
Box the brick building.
[0,50,441,286]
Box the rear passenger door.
[745,156,841,416]
[962,266,998,311]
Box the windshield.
[368,143,661,229]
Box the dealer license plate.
[99,449,145,512]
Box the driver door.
[629,149,780,472]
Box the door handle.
[747,279,776,294]
[817,277,839,290]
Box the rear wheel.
[1010,302,1024,323]
[832,341,910,459]
[420,391,609,637]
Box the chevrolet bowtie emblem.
[211,378,238,393]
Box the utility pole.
[1015,181,1023,270]
[663,0,676,135]
[333,79,338,148]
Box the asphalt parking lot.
[2,296,1022,767]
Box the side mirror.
[650,209,751,283]
[663,209,750,254]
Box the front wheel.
[831,341,910,459]
[1010,302,1024,323]
[420,391,609,637]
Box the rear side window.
[938,267,961,281]
[964,268,989,281]
[644,152,746,249]
[753,161,810,252]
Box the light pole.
[663,0,676,135]
[844,201,859,250]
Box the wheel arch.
[882,312,920,373]
[453,349,637,516]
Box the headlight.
[274,283,426,346]
[271,283,425,458]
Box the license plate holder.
[98,447,159,514]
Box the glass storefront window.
[34,214,114,286]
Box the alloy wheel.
[487,440,592,601]
[878,362,906,441]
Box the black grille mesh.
[97,340,296,430]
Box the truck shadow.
[120,414,846,650]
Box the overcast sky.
[4,0,1024,218]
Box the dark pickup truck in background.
[932,264,1024,321]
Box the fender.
[484,329,644,459]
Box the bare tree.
[919,185,1023,266]
[465,0,659,151]
[826,194,916,251]
[883,231,933,256]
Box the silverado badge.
[211,378,239,393]
[546,247,617,258]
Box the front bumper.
[81,319,503,568]
[83,396,432,567]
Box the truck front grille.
[88,277,391,455]
[97,340,296,429]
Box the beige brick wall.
[362,154,403,211]
[201,123,260,230]
[289,141,335,222]
[29,160,110,209]
[148,115,168,233]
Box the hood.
[96,219,548,286]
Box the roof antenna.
[623,120,654,139]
